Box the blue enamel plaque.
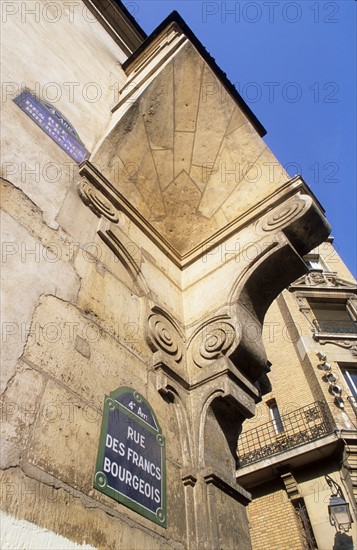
[13,91,89,163]
[94,387,166,527]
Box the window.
[340,365,357,399]
[309,299,357,335]
[304,254,329,272]
[268,399,284,434]
[293,499,317,550]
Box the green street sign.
[94,387,166,527]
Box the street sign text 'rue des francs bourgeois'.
[94,387,166,527]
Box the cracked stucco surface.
[1,182,81,393]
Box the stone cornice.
[81,0,146,56]
[290,271,357,292]
[79,161,328,270]
[122,11,266,137]
[112,22,187,113]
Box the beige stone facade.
[2,2,353,549]
[237,241,357,549]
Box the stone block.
[0,467,175,550]
[173,42,203,133]
[26,380,101,494]
[74,252,149,362]
[1,211,79,393]
[23,296,148,410]
[0,362,45,468]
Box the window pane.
[269,403,284,434]
[342,368,357,398]
[304,254,329,272]
[308,259,321,270]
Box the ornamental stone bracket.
[78,178,120,223]
[76,159,331,548]
[147,306,259,485]
[77,161,330,271]
[146,307,259,395]
[314,337,357,356]
[148,305,259,467]
[74,13,332,548]
[281,472,301,501]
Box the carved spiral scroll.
[261,196,308,232]
[148,313,183,362]
[192,321,236,368]
[78,180,119,223]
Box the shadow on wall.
[333,532,354,550]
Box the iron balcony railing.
[237,401,335,467]
[316,320,357,334]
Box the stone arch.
[228,239,310,388]
[201,389,247,476]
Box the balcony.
[237,401,335,468]
[315,320,357,335]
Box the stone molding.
[290,271,357,291]
[189,318,237,369]
[147,308,184,363]
[115,22,186,112]
[78,161,329,270]
[281,472,301,500]
[81,0,146,56]
[78,179,119,223]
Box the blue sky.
[127,1,356,276]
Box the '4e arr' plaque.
[94,387,166,527]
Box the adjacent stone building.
[1,2,354,549]
[238,240,357,549]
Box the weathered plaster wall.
[0,510,96,550]
[1,0,127,226]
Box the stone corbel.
[147,307,185,372]
[314,337,357,356]
[258,192,330,256]
[203,468,251,504]
[78,178,120,223]
[188,316,238,370]
[281,472,301,501]
[148,307,260,401]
